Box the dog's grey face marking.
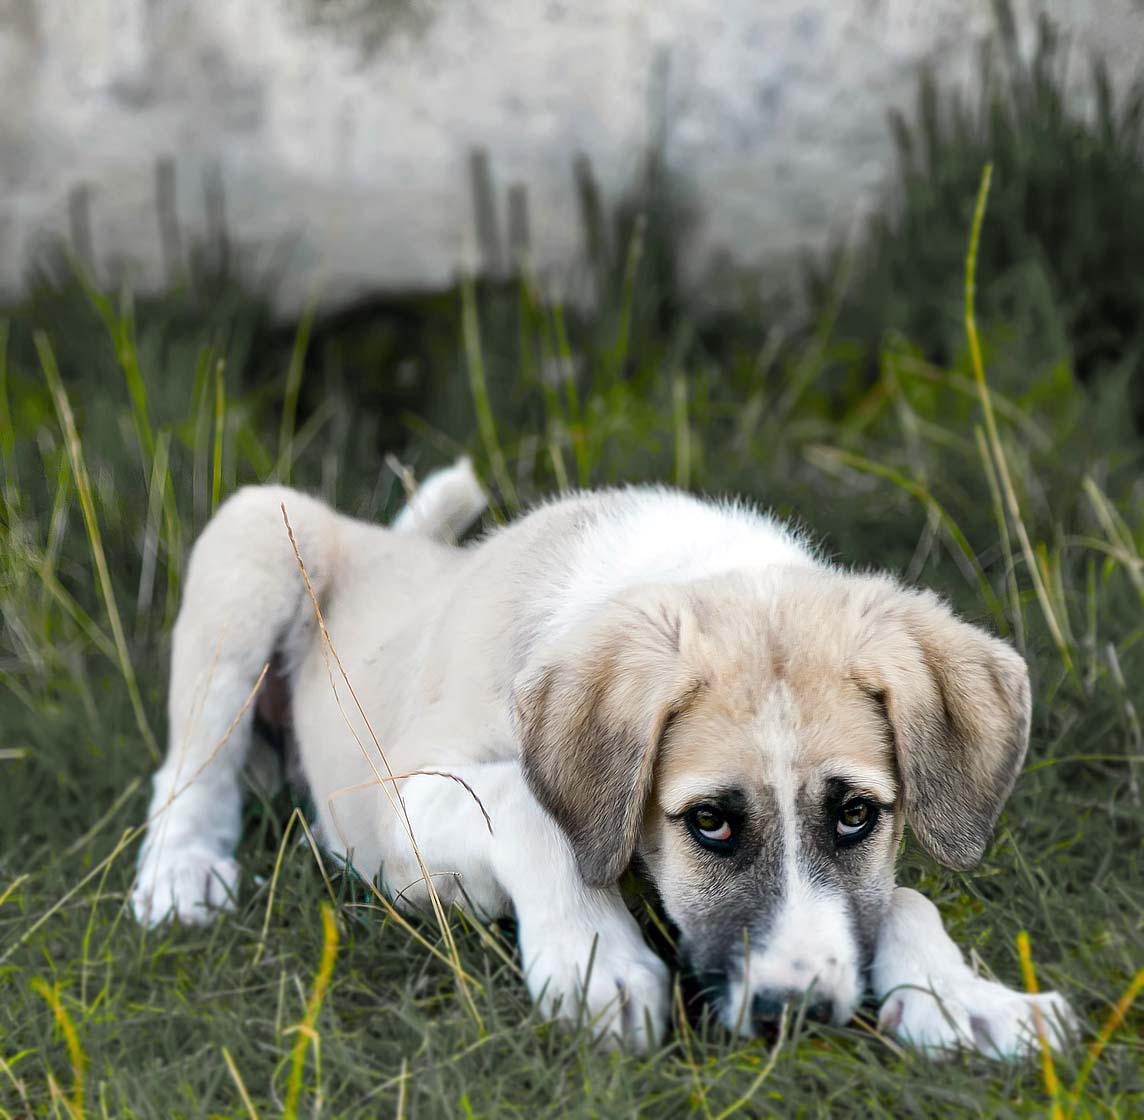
[798,777,897,964]
[517,570,1030,1036]
[653,785,786,978]
[640,684,899,1031]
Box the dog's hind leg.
[132,485,340,926]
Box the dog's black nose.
[751,989,833,1028]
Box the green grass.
[806,1,1144,424]
[2,113,1144,1120]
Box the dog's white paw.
[879,972,1077,1059]
[521,922,670,1051]
[131,843,240,927]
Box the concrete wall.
[1,0,1141,312]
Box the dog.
[131,459,1075,1056]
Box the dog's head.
[513,567,1030,1033]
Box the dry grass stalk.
[280,503,485,1028]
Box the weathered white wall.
[1,0,1140,312]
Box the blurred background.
[1,1,1143,1114]
[3,0,1144,474]
[3,1,1143,308]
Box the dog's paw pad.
[131,845,239,928]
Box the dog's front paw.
[520,920,670,1051]
[879,973,1077,1059]
[131,842,240,927]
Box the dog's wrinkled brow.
[821,771,897,805]
[661,782,749,818]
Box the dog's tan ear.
[514,593,697,887]
[853,587,1031,870]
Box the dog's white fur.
[132,461,1075,1056]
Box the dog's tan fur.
[131,465,1073,1055]
[521,567,1028,887]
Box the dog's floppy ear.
[853,587,1031,870]
[514,592,698,887]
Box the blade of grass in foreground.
[36,331,159,762]
[1068,966,1144,1113]
[282,901,339,1120]
[222,1047,262,1120]
[1018,931,1144,1120]
[1,664,270,966]
[1015,931,1063,1119]
[30,978,86,1120]
[281,504,485,1030]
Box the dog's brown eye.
[836,798,878,844]
[686,805,734,847]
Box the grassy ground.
[2,83,1144,1120]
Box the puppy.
[131,461,1075,1055]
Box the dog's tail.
[392,457,488,542]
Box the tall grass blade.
[115,291,155,463]
[282,901,339,1120]
[461,274,518,513]
[1015,930,1063,1120]
[0,319,15,512]
[673,369,691,491]
[964,163,1076,678]
[806,443,1007,625]
[222,1047,262,1120]
[212,359,226,513]
[552,303,588,487]
[36,332,159,761]
[31,978,86,1120]
[281,505,485,1029]
[1083,476,1144,600]
[277,305,315,484]
[975,425,1024,649]
[1068,967,1144,1112]
[602,217,645,389]
[136,430,172,631]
